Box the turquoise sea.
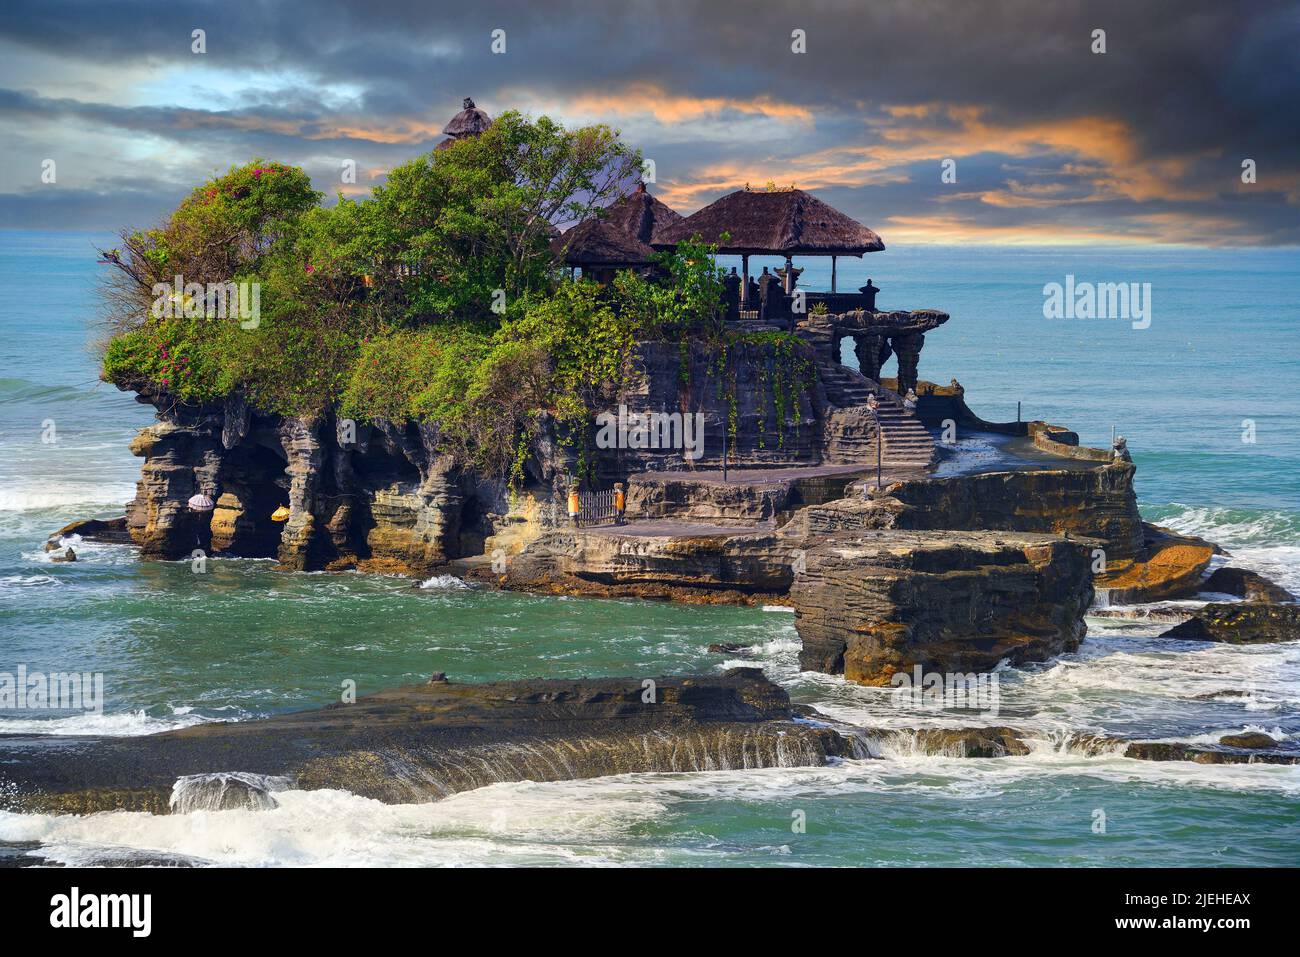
[1,231,1297,867]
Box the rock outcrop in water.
[867,726,1300,764]
[1202,566,1295,603]
[0,669,850,815]
[1092,524,1217,603]
[1158,601,1300,644]
[791,530,1093,684]
[108,337,873,570]
[810,463,1145,559]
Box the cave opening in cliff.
[351,438,420,492]
[210,440,290,558]
[455,494,493,558]
[348,439,423,562]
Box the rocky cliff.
[120,388,492,573]
[113,336,863,570]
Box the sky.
[1,0,1297,245]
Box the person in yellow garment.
[567,484,581,526]
[613,482,626,525]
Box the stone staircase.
[817,360,935,470]
[817,360,876,407]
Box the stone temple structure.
[645,183,948,399]
[579,182,949,467]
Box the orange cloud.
[650,102,1236,243]
[509,83,814,125]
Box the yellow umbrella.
[271,505,291,523]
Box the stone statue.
[723,268,741,322]
[1112,435,1131,462]
[758,267,777,319]
[860,279,879,311]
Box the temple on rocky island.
[68,97,1295,705]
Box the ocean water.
[1,231,1297,867]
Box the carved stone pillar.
[853,334,888,381]
[776,257,802,294]
[892,333,925,397]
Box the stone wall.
[590,338,828,478]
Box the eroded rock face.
[1159,602,1300,644]
[791,530,1093,685]
[126,412,226,559]
[483,527,798,603]
[0,669,850,815]
[114,390,541,573]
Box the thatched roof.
[604,183,684,246]
[554,217,657,267]
[437,97,493,149]
[554,184,681,267]
[657,187,884,256]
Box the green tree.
[372,111,642,321]
[101,160,321,333]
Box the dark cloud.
[0,0,1296,242]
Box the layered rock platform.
[791,530,1094,685]
[0,669,849,815]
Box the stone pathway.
[628,462,926,487]
[582,520,770,538]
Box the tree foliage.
[100,113,739,478]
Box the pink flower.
[305,264,315,274]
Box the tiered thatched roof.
[437,97,493,149]
[605,182,684,246]
[556,184,683,267]
[657,187,884,256]
[555,219,657,267]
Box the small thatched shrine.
[437,97,493,150]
